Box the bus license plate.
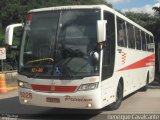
[46,97,60,103]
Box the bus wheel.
[108,82,123,110]
[141,74,149,91]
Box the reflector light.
[23,99,28,103]
[27,14,32,22]
[87,104,92,108]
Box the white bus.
[5,5,155,110]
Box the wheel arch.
[118,77,124,97]
[146,71,150,84]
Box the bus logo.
[51,86,55,91]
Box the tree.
[153,6,160,15]
[124,12,160,43]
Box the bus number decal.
[20,92,32,99]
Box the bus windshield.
[19,9,100,79]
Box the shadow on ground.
[0,97,109,120]
[149,74,160,89]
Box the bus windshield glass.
[19,9,100,79]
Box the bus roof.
[28,5,105,13]
[28,5,153,36]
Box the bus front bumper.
[18,88,102,109]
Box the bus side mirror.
[97,20,107,43]
[5,23,23,46]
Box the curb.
[7,86,18,91]
[149,86,160,89]
[0,71,18,94]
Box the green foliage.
[124,12,154,27]
[0,30,5,46]
[153,6,160,15]
[124,12,160,44]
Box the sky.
[106,0,160,15]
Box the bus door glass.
[102,12,115,81]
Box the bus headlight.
[78,82,99,91]
[18,81,31,89]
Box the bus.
[5,5,155,110]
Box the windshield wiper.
[27,58,54,64]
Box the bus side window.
[126,23,135,49]
[146,34,151,52]
[117,18,127,47]
[102,11,115,81]
[150,36,154,52]
[141,31,146,51]
[135,28,142,50]
[150,36,154,43]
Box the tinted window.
[127,23,135,49]
[135,28,141,50]
[149,36,154,52]
[150,36,154,43]
[20,10,100,78]
[117,18,127,47]
[146,34,151,51]
[141,32,146,51]
[102,12,115,80]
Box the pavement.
[0,90,17,99]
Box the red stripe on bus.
[32,85,51,92]
[118,54,155,71]
[32,84,77,92]
[54,86,77,92]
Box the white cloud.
[153,2,160,7]
[106,0,129,4]
[121,4,155,15]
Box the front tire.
[141,74,149,91]
[108,82,123,110]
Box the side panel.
[100,9,155,108]
[115,47,155,96]
[114,14,155,97]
